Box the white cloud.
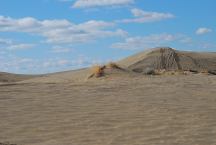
[0,53,34,73]
[59,0,74,2]
[39,55,103,73]
[196,27,212,35]
[42,59,70,67]
[117,8,174,23]
[0,37,35,51]
[0,53,99,74]
[51,46,73,53]
[111,33,190,50]
[110,33,212,51]
[77,20,115,30]
[7,43,35,50]
[200,42,216,49]
[57,60,69,65]
[72,0,134,8]
[0,16,40,32]
[0,38,13,45]
[0,16,127,44]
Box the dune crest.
[1,47,216,84]
[119,47,216,74]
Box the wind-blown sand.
[1,74,216,145]
[0,48,216,145]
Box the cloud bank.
[0,16,127,44]
[117,8,175,23]
[196,27,212,35]
[111,33,191,50]
[72,0,134,8]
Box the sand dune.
[119,47,216,73]
[0,48,216,145]
[0,72,39,84]
[2,47,215,84]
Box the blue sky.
[0,0,215,74]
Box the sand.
[1,74,216,145]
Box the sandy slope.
[0,72,38,84]
[0,74,216,145]
[118,47,216,73]
[21,68,90,84]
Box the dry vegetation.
[88,65,105,78]
[88,63,123,79]
[106,62,122,69]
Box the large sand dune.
[118,47,216,73]
[0,48,216,145]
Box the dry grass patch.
[88,65,106,78]
[88,62,125,79]
[153,69,187,75]
[200,70,209,74]
[106,62,121,69]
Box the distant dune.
[0,72,39,83]
[1,47,216,84]
[118,47,216,73]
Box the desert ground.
[1,48,216,145]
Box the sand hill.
[118,47,216,74]
[0,72,39,83]
[1,47,216,84]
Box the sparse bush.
[88,62,124,79]
[200,70,208,74]
[106,62,121,69]
[91,65,105,78]
[154,69,166,75]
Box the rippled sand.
[1,74,216,145]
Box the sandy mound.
[0,72,38,83]
[119,47,216,74]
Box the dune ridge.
[1,47,216,84]
[119,47,216,74]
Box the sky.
[0,0,215,74]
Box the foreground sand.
[0,74,216,145]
